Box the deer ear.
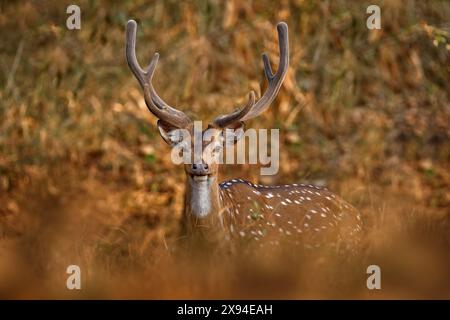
[221,122,245,146]
[157,120,185,146]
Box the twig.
[5,39,24,95]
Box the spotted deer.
[126,20,362,251]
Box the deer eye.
[175,141,191,155]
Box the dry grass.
[0,0,449,298]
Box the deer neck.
[182,174,223,235]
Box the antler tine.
[212,91,255,128]
[126,20,191,128]
[241,22,289,121]
[212,22,289,128]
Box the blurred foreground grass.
[0,0,449,298]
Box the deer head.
[126,20,288,221]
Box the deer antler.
[212,22,289,128]
[126,20,192,128]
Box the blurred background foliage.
[0,0,449,298]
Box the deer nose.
[191,163,209,175]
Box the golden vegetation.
[0,0,449,298]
